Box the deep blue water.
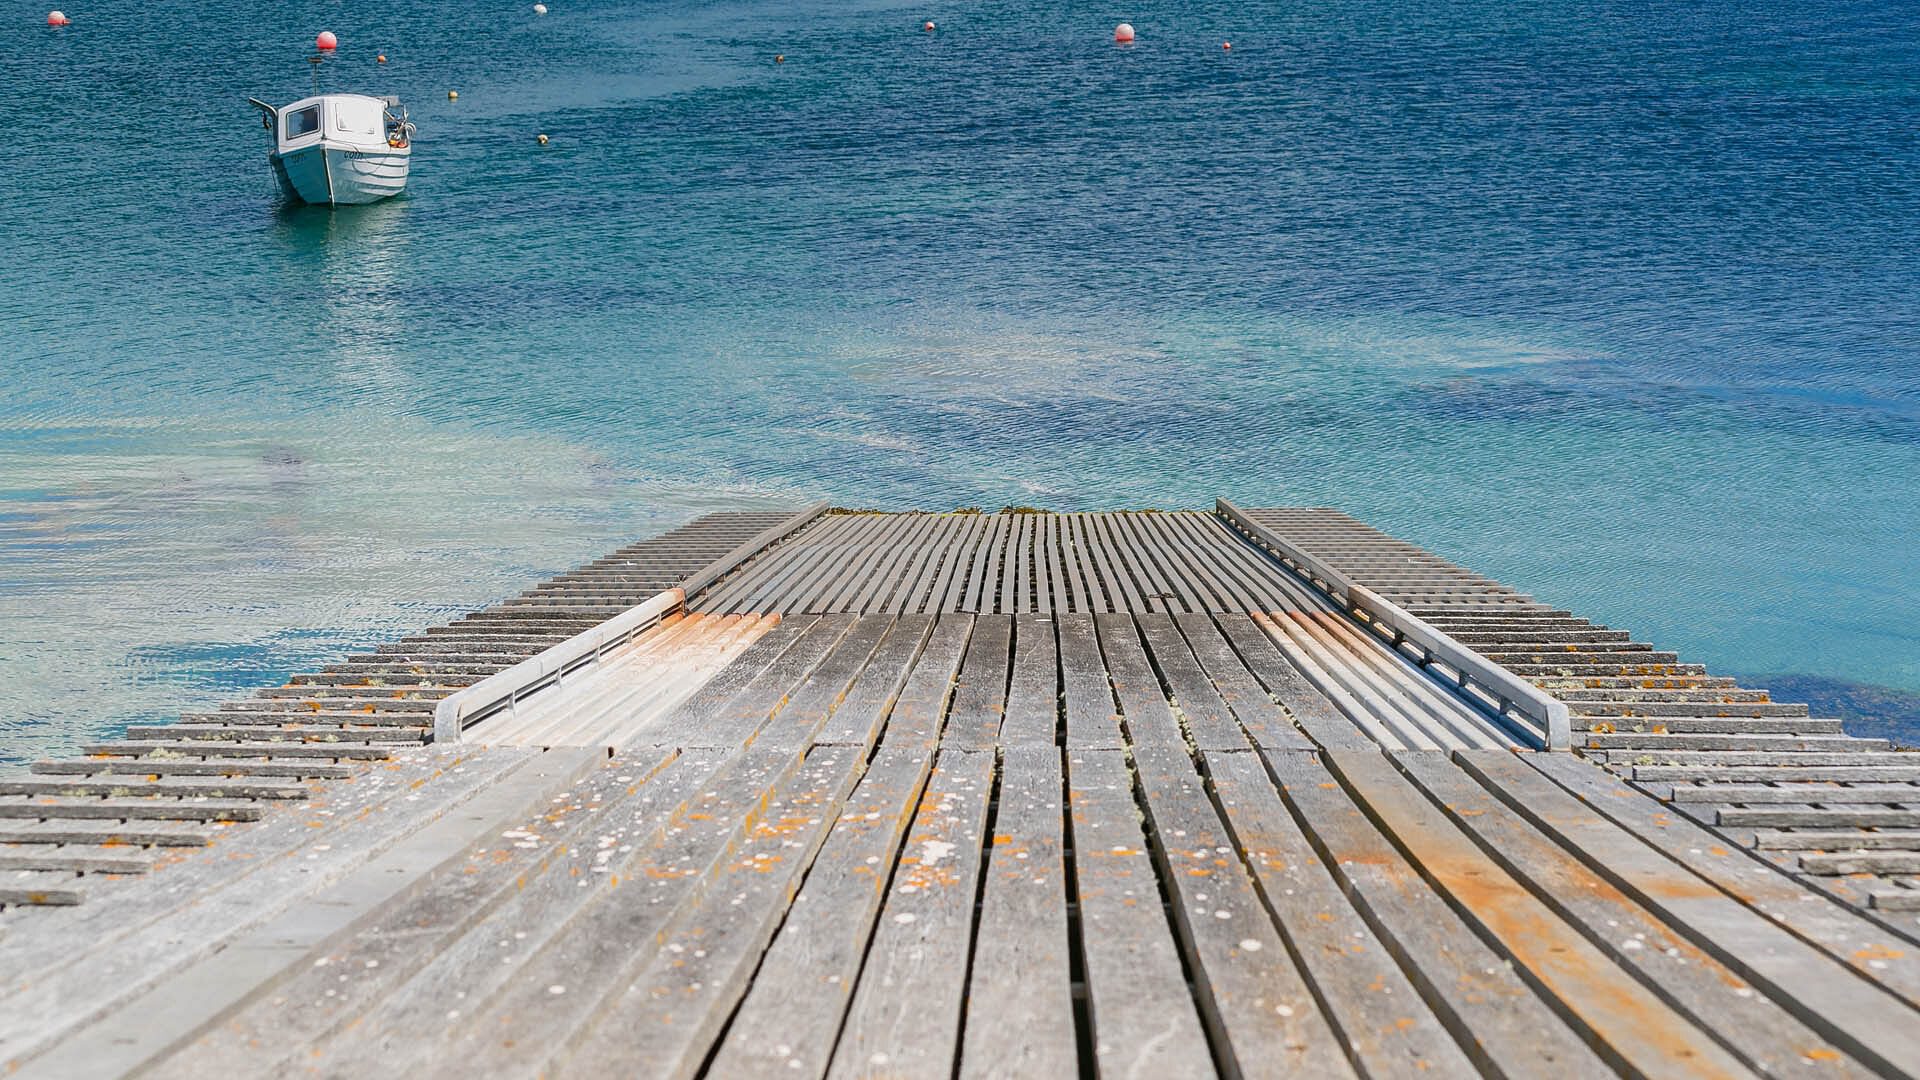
[1,0,1916,761]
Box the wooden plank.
[141,747,690,1079]
[1065,515,1107,613]
[1058,614,1123,750]
[1753,828,1920,849]
[1094,513,1160,612]
[1666,784,1920,805]
[871,615,971,751]
[813,616,936,748]
[848,514,940,615]
[1077,513,1129,614]
[763,515,879,613]
[1119,512,1188,612]
[827,748,995,1079]
[0,873,83,907]
[1173,613,1314,751]
[0,777,306,801]
[881,516,954,615]
[824,515,907,615]
[78,741,393,760]
[701,514,845,613]
[706,746,937,1078]
[1086,514,1147,613]
[961,514,1002,613]
[975,515,1006,614]
[1049,514,1072,613]
[999,615,1059,747]
[408,744,812,1078]
[1321,748,1753,1078]
[1460,749,1920,1073]
[896,516,960,615]
[645,614,808,736]
[1211,614,1373,749]
[1306,609,1515,751]
[0,822,211,847]
[750,616,895,754]
[1394,751,1871,1079]
[1010,514,1031,615]
[0,849,150,874]
[1058,514,1091,613]
[816,514,910,613]
[942,615,1013,751]
[32,758,355,780]
[1092,614,1184,746]
[1035,514,1056,615]
[0,799,264,822]
[959,746,1075,1079]
[0,746,553,1072]
[1066,749,1212,1077]
[551,746,867,1079]
[1129,741,1352,1075]
[0,746,528,995]
[679,615,853,749]
[933,515,987,614]
[1169,512,1272,611]
[1719,807,1920,828]
[787,515,890,614]
[1121,512,1211,613]
[596,617,775,749]
[1264,748,1613,1078]
[478,612,721,747]
[1203,750,1476,1076]
[1255,613,1430,751]
[1136,613,1249,751]
[1144,512,1244,611]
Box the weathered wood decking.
[1,504,1915,1078]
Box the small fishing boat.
[248,94,414,205]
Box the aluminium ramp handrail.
[1216,499,1573,750]
[432,588,685,743]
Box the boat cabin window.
[330,98,383,138]
[285,105,320,140]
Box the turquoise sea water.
[1,0,1916,762]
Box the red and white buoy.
[1113,22,1134,43]
[316,30,338,51]
[924,20,934,31]
[46,10,69,27]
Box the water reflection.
[271,199,417,400]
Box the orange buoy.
[377,53,388,63]
[46,9,69,26]
[1222,41,1231,50]
[1113,22,1134,43]
[447,90,458,99]
[316,30,338,50]
[924,20,934,31]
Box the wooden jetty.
[1,502,1916,1078]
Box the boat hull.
[271,143,410,206]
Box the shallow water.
[2,0,1916,761]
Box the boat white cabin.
[250,94,412,206]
